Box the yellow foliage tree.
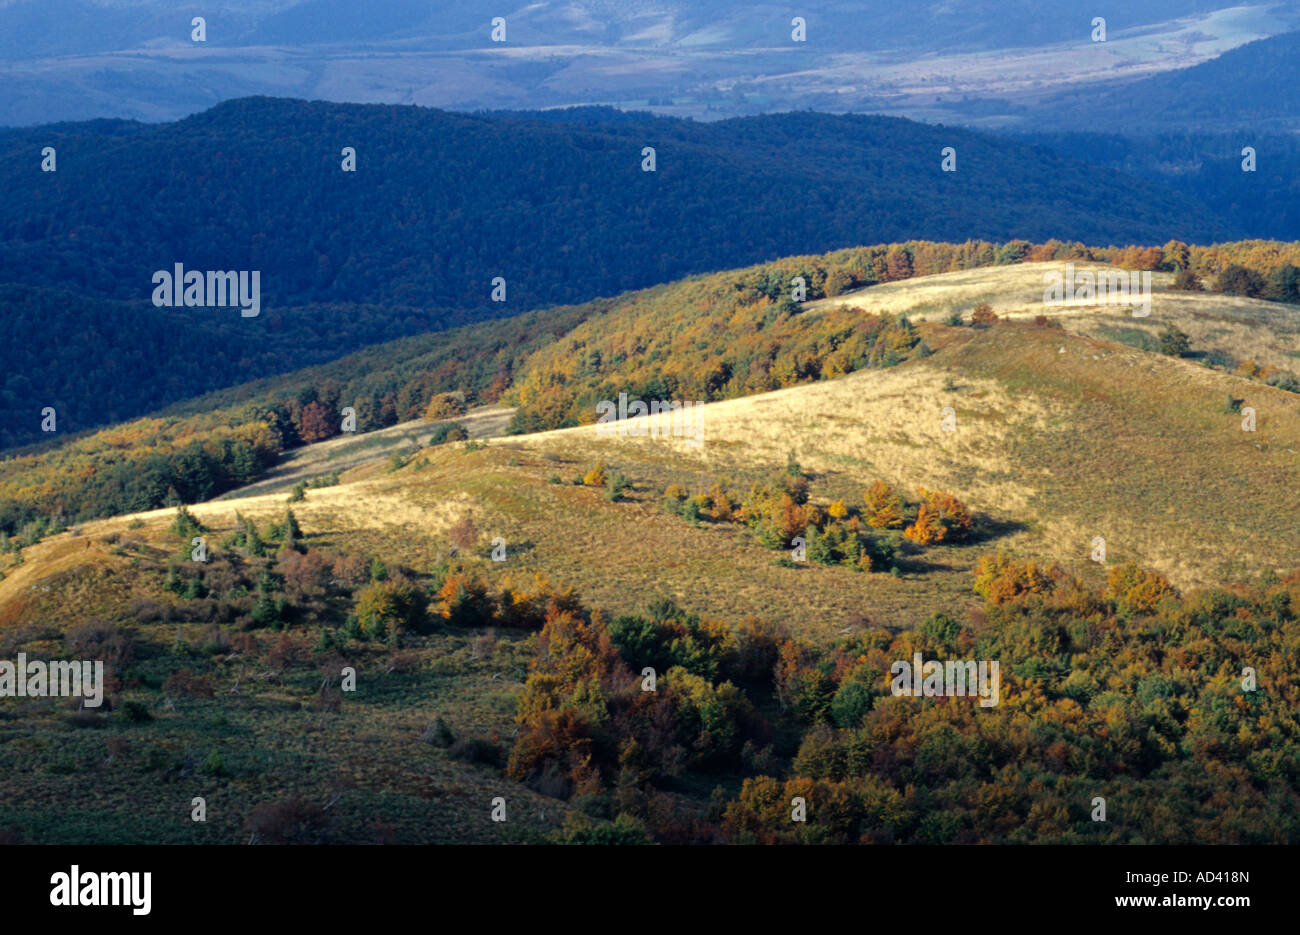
[1104,563,1175,616]
[583,461,608,486]
[972,552,1054,605]
[424,392,467,421]
[862,481,904,529]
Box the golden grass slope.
[5,264,1300,637]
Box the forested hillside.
[1018,131,1300,243]
[0,98,1247,448]
[1,97,1234,309]
[0,284,485,447]
[1038,31,1300,134]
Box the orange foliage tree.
[1104,563,1175,616]
[972,552,1054,604]
[862,480,904,529]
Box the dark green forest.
[1019,131,1300,243]
[0,98,1241,447]
[0,97,1233,310]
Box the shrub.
[1158,326,1191,357]
[424,716,455,747]
[424,392,468,421]
[904,504,944,545]
[331,553,368,588]
[605,472,631,502]
[199,751,228,778]
[429,422,469,445]
[162,669,214,699]
[583,461,608,486]
[170,506,206,540]
[448,737,504,767]
[244,797,331,845]
[1214,265,1266,298]
[448,515,478,554]
[354,576,430,636]
[119,700,153,723]
[918,488,972,542]
[1104,563,1176,616]
[972,552,1054,604]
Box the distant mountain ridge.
[1036,30,1300,133]
[0,96,1242,447]
[1,96,1234,311]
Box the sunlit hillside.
[3,257,1300,846]
[8,263,1298,636]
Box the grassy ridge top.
[9,270,1298,636]
[3,240,1299,562]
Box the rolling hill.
[0,1,1285,126]
[0,97,1245,447]
[1035,30,1300,133]
[2,256,1299,845]
[8,258,1300,621]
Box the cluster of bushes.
[661,470,973,570]
[496,544,1300,844]
[507,598,787,814]
[157,506,383,633]
[1173,263,1300,304]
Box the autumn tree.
[862,481,904,529]
[1161,240,1190,272]
[972,552,1054,604]
[448,515,479,555]
[1158,326,1191,357]
[924,489,971,539]
[299,401,335,444]
[884,247,913,282]
[353,575,431,637]
[903,503,945,545]
[1215,265,1266,298]
[1104,563,1175,616]
[424,392,467,421]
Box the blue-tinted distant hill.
[0,96,1235,312]
[1035,30,1300,133]
[0,96,1239,448]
